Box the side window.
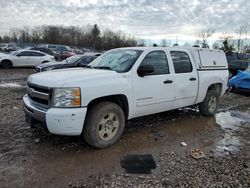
[18,51,32,56]
[139,51,169,75]
[170,51,192,73]
[31,52,45,56]
[79,56,91,64]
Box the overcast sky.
[0,0,249,41]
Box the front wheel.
[199,90,219,116]
[83,102,125,148]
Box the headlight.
[53,88,81,108]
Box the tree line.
[0,24,137,51]
[154,24,250,56]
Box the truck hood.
[28,68,120,87]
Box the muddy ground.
[0,68,249,188]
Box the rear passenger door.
[170,51,198,108]
[29,52,46,66]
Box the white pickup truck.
[23,47,228,148]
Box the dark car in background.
[226,53,249,78]
[35,53,101,72]
[30,47,54,56]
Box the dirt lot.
[0,68,250,188]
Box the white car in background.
[0,50,55,68]
[0,43,14,51]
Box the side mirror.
[137,64,155,77]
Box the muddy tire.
[1,60,12,69]
[199,90,219,116]
[83,102,125,148]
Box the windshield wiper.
[92,66,113,70]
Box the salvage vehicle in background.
[226,53,249,78]
[23,47,228,148]
[0,50,55,68]
[35,53,101,72]
[229,65,250,94]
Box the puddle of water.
[215,111,250,155]
[0,83,23,88]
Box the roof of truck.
[115,46,224,53]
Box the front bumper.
[23,94,87,136]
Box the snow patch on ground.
[215,111,250,155]
[0,83,23,88]
[215,112,241,130]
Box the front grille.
[27,82,51,110]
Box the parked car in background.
[61,50,76,59]
[229,65,250,94]
[72,48,84,54]
[30,47,55,56]
[0,43,15,51]
[41,44,76,60]
[226,53,249,78]
[35,53,101,72]
[0,50,55,68]
[0,52,7,57]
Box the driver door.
[12,51,32,66]
[133,50,175,117]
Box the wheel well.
[42,61,49,63]
[207,83,222,96]
[87,95,129,119]
[0,59,12,66]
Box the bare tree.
[235,24,249,55]
[199,29,215,48]
[218,33,234,54]
[160,39,172,47]
[160,39,167,47]
[137,39,146,46]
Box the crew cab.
[23,47,228,148]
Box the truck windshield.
[88,49,143,73]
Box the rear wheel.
[1,60,12,69]
[199,90,219,116]
[83,102,125,148]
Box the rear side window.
[18,51,32,56]
[139,51,169,75]
[170,51,192,73]
[79,56,95,64]
[31,52,45,56]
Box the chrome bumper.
[23,94,47,122]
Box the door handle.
[163,79,173,84]
[189,77,196,81]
